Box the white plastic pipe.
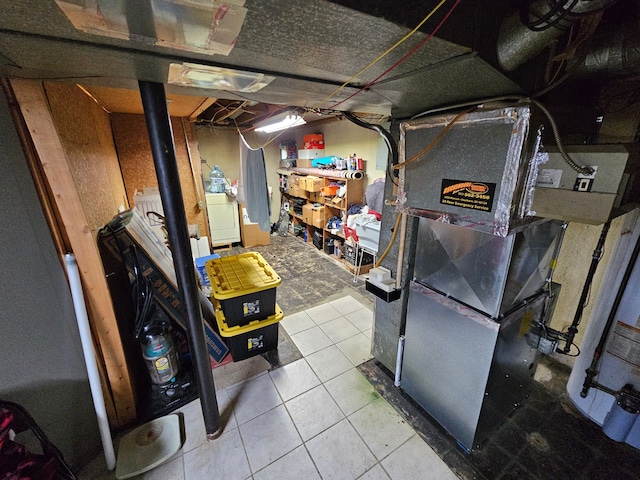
[394,335,405,387]
[396,213,408,289]
[64,253,116,471]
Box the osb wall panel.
[111,113,207,238]
[44,82,128,234]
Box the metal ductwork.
[497,0,619,72]
[572,23,640,77]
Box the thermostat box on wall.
[532,144,640,225]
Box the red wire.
[329,0,462,111]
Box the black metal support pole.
[138,81,221,439]
[560,220,611,354]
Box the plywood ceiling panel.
[81,85,213,117]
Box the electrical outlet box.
[532,145,640,225]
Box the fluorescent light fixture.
[168,63,274,93]
[255,114,306,133]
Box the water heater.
[567,211,640,448]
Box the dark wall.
[0,89,101,469]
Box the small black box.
[343,243,373,266]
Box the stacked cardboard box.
[305,176,323,192]
[312,205,325,228]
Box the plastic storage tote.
[205,252,281,327]
[212,298,283,360]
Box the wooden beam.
[10,78,136,428]
[188,97,217,122]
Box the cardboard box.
[308,191,324,203]
[296,175,308,188]
[295,159,313,168]
[288,183,305,198]
[239,205,270,247]
[312,206,325,228]
[298,149,325,160]
[331,196,344,207]
[345,261,373,275]
[305,176,323,192]
[302,203,314,224]
[303,134,324,149]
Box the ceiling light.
[168,63,274,93]
[255,114,306,133]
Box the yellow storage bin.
[205,252,281,327]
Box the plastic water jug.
[209,165,226,193]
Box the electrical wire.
[329,0,462,112]
[308,0,450,112]
[530,99,593,174]
[229,0,459,150]
[375,212,402,268]
[392,107,475,171]
[562,342,581,357]
[407,93,592,176]
[342,112,399,185]
[520,0,580,32]
[128,245,155,340]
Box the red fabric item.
[368,210,382,221]
[343,226,359,242]
[0,408,58,480]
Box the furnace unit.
[402,217,563,451]
[392,103,564,451]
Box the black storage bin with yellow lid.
[205,252,281,327]
[212,298,283,361]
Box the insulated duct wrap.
[573,25,640,78]
[497,0,619,72]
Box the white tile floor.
[80,295,459,480]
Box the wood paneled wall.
[111,113,207,238]
[44,82,129,233]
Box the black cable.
[564,343,581,357]
[129,245,156,340]
[341,111,399,185]
[520,0,580,32]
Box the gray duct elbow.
[497,0,619,72]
